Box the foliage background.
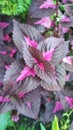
[0,0,73,130]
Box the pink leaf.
[43,49,54,61]
[65,96,73,108]
[0,22,9,29]
[39,0,56,9]
[53,101,63,113]
[34,17,52,29]
[16,66,35,82]
[24,36,38,48]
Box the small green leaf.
[40,123,46,130]
[52,115,60,130]
[0,111,14,130]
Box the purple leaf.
[61,15,71,23]
[15,97,41,119]
[57,92,70,111]
[55,63,66,88]
[63,56,73,72]
[34,17,52,29]
[0,27,3,45]
[29,0,56,18]
[39,0,56,9]
[38,37,69,66]
[0,53,14,83]
[40,80,61,91]
[13,20,43,52]
[23,44,35,68]
[3,59,40,93]
[60,16,73,27]
[65,96,73,108]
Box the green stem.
[60,3,73,7]
[68,109,73,117]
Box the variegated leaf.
[13,20,43,52]
[3,59,40,94]
[38,37,69,66]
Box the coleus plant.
[0,0,73,123]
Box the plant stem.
[56,0,58,18]
[56,0,59,34]
[61,3,73,7]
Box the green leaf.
[52,115,60,130]
[40,123,46,130]
[0,111,15,130]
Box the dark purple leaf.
[23,45,35,68]
[57,90,73,98]
[0,54,14,83]
[19,22,43,42]
[55,63,66,88]
[26,17,46,33]
[0,28,3,45]
[0,102,14,114]
[15,97,41,119]
[40,80,61,91]
[13,20,25,52]
[0,15,13,35]
[57,92,70,111]
[40,100,62,123]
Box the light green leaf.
[0,111,14,130]
[40,123,46,130]
[52,115,60,130]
